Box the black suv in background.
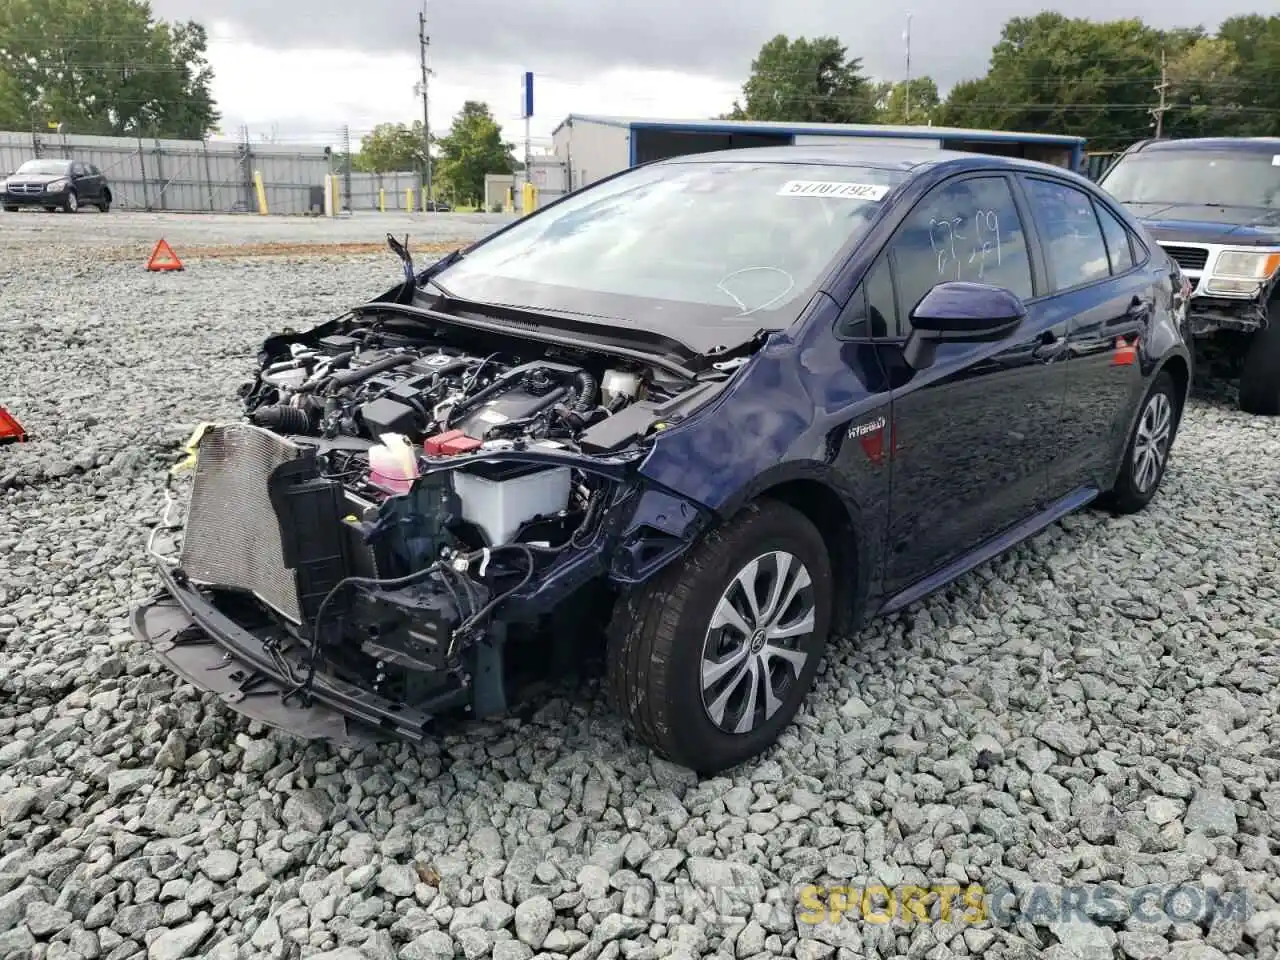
[1098,137,1280,415]
[0,158,113,213]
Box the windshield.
[1101,150,1280,209]
[431,159,908,329]
[14,159,71,176]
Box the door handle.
[1032,330,1068,362]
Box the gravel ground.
[1,223,1279,960]
[0,209,514,255]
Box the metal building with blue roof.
[549,114,1087,192]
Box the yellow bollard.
[406,187,413,211]
[378,188,385,213]
[521,182,537,215]
[253,171,268,215]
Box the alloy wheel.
[1132,391,1173,493]
[699,550,817,735]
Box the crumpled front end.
[134,417,714,744]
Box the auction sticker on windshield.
[778,181,890,201]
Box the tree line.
[726,13,1280,150]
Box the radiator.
[178,423,308,623]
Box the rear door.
[871,171,1069,596]
[1018,175,1156,495]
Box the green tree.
[873,77,940,125]
[1163,35,1244,139]
[0,0,218,137]
[936,77,1002,128]
[936,13,1280,147]
[729,35,877,124]
[434,101,514,206]
[353,121,428,172]
[946,14,1167,148]
[1215,14,1280,136]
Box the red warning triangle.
[146,238,184,272]
[0,406,27,445]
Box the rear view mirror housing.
[903,281,1027,370]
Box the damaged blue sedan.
[135,144,1192,773]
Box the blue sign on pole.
[521,72,534,119]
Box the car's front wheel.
[1239,302,1280,416]
[62,190,79,213]
[606,498,833,774]
[1099,369,1180,514]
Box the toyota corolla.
[134,144,1192,774]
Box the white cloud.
[205,24,740,150]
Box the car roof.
[1133,137,1280,156]
[656,143,1083,178]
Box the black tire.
[98,193,111,212]
[62,190,79,213]
[1239,304,1280,416]
[2,206,17,213]
[1098,370,1181,515]
[605,498,833,774]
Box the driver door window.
[886,175,1035,336]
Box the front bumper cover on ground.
[132,562,469,745]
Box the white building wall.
[552,119,630,192]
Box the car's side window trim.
[833,273,872,342]
[1005,173,1049,302]
[1090,196,1146,280]
[1019,173,1122,298]
[833,250,900,343]
[1098,195,1151,270]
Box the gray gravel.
[0,208,514,252]
[2,215,1279,960]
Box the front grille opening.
[1162,245,1208,271]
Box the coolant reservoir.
[368,433,420,495]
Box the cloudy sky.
[150,0,1259,150]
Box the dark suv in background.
[1098,137,1280,414]
[1,158,113,213]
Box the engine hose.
[324,352,413,390]
[250,403,313,434]
[572,371,597,411]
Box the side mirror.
[903,281,1027,370]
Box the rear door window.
[1022,177,1111,290]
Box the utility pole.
[904,14,913,124]
[1151,49,1169,139]
[417,7,433,210]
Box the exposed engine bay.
[243,326,684,458]
[139,248,734,742]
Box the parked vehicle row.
[134,142,1197,773]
